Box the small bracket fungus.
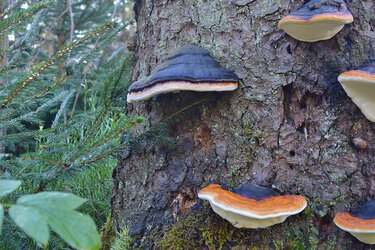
[198,184,307,229]
[127,45,239,103]
[334,200,375,244]
[338,62,375,122]
[352,137,367,150]
[278,0,353,42]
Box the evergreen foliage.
[0,0,138,248]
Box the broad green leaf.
[9,205,49,244]
[13,191,100,250]
[46,209,101,250]
[0,179,22,198]
[0,204,3,234]
[17,192,86,210]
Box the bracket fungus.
[198,184,307,229]
[127,45,239,103]
[352,137,367,150]
[338,62,375,122]
[334,200,375,244]
[278,0,353,42]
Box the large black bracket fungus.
[127,45,239,103]
[232,183,280,201]
[278,0,353,42]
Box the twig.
[112,0,118,19]
[36,74,68,98]
[0,0,25,21]
[66,54,131,162]
[72,121,138,161]
[30,7,69,64]
[67,0,74,59]
[70,73,86,119]
[0,3,46,34]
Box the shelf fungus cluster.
[278,0,353,42]
[338,62,375,123]
[125,0,373,246]
[334,200,375,244]
[127,45,239,103]
[198,184,307,229]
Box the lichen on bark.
[112,0,375,248]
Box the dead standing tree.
[112,0,375,248]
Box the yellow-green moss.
[154,214,201,250]
[110,226,133,250]
[199,215,233,250]
[155,208,233,250]
[100,214,116,250]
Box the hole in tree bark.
[286,44,292,54]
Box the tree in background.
[0,0,139,248]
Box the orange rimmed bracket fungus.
[338,62,375,122]
[198,184,307,229]
[334,200,375,244]
[126,45,239,103]
[278,0,353,42]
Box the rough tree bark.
[112,0,375,248]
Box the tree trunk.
[112,0,375,248]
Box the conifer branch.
[0,0,25,21]
[66,55,132,161]
[38,157,65,166]
[80,97,210,166]
[77,21,134,67]
[0,2,46,34]
[0,124,63,139]
[1,21,115,106]
[0,91,70,129]
[153,97,210,130]
[70,74,86,119]
[71,119,140,163]
[38,114,96,154]
[78,143,129,167]
[36,74,68,98]
[29,96,208,194]
[29,7,69,65]
[65,106,109,162]
[0,108,16,122]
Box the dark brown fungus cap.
[198,184,307,228]
[334,200,375,244]
[338,62,375,123]
[127,45,239,103]
[278,0,353,42]
[352,138,367,150]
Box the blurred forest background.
[0,0,137,248]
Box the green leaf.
[0,204,3,234]
[17,192,86,210]
[11,191,100,250]
[0,179,22,198]
[9,205,49,244]
[47,209,101,250]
